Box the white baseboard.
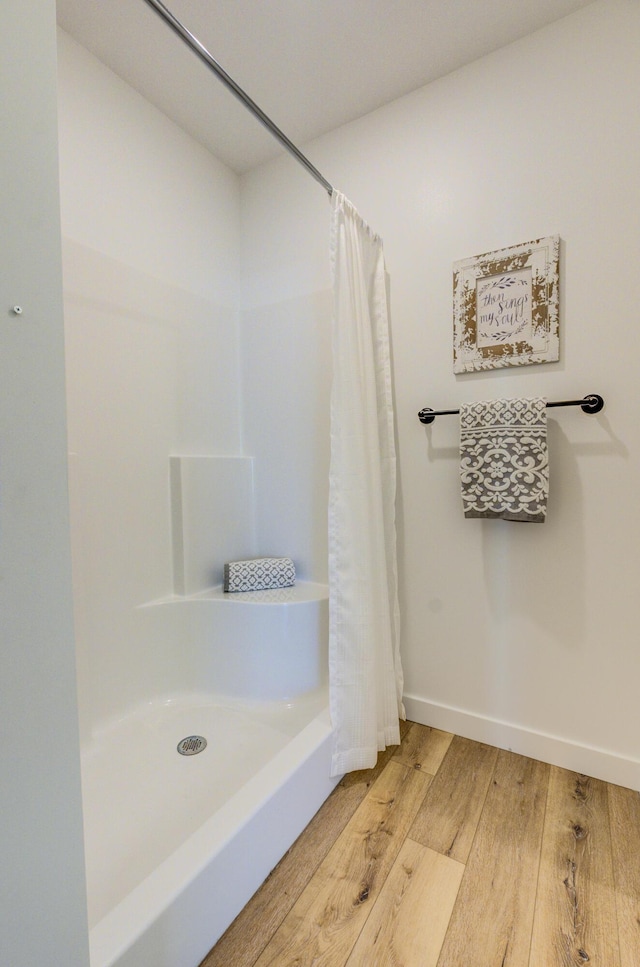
[403,693,640,792]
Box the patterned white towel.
[460,397,548,522]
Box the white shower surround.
[57,32,341,967]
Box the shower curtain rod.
[141,0,334,196]
[418,393,605,424]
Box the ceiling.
[56,0,595,174]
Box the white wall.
[241,0,640,788]
[57,31,243,732]
[0,2,89,964]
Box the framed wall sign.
[453,235,560,374]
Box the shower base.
[83,582,338,967]
[83,691,325,927]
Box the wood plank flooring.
[200,723,640,967]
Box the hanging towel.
[460,397,549,522]
[223,557,296,592]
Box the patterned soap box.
[223,557,296,593]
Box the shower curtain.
[328,190,405,777]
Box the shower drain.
[177,735,207,756]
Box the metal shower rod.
[141,0,334,196]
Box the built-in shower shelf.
[136,581,329,702]
[192,581,328,605]
[141,580,328,609]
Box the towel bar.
[418,393,604,425]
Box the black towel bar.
[418,394,604,425]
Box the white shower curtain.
[328,190,405,777]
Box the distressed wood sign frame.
[453,235,560,374]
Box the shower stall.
[59,0,403,955]
[58,7,338,964]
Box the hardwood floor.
[200,722,640,967]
